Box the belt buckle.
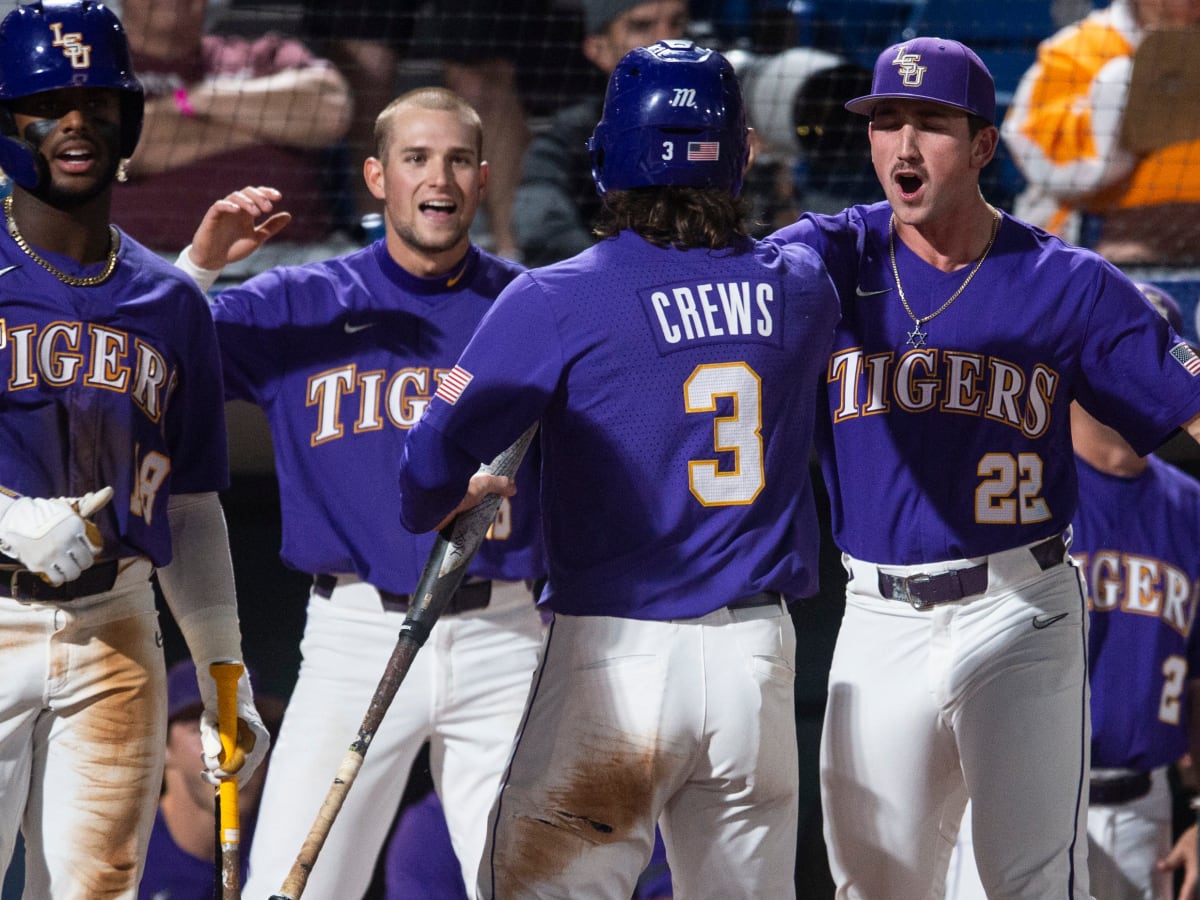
[897,573,937,611]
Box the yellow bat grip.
[210,659,244,843]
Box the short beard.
[23,118,121,209]
[391,220,466,257]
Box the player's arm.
[1157,679,1200,898]
[175,186,292,292]
[156,492,269,784]
[1183,411,1200,447]
[397,423,488,534]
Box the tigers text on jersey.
[209,241,544,594]
[0,231,228,565]
[1074,455,1200,771]
[400,230,840,619]
[771,203,1200,565]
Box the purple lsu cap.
[845,37,996,124]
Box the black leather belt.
[1089,771,1151,806]
[313,574,492,615]
[727,591,782,611]
[0,560,121,602]
[878,534,1067,610]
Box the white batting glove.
[196,662,270,786]
[0,486,113,586]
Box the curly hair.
[592,187,752,250]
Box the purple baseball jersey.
[1073,455,1200,771]
[208,241,543,593]
[399,231,840,619]
[770,203,1200,565]
[0,230,229,566]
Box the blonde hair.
[373,87,484,161]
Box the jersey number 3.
[685,362,764,506]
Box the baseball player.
[175,87,546,899]
[768,36,1200,900]
[946,283,1200,900]
[0,2,268,897]
[399,40,840,899]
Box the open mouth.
[55,145,98,174]
[419,200,458,217]
[895,173,923,198]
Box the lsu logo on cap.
[892,48,927,87]
[50,22,91,70]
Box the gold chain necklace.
[889,207,1000,348]
[3,195,120,287]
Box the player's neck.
[9,189,114,265]
[893,198,997,273]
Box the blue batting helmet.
[589,40,749,198]
[0,1,144,188]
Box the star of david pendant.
[906,323,928,348]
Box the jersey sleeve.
[1073,267,1200,455]
[162,282,231,495]
[207,269,292,406]
[398,274,563,533]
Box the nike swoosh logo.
[0,265,19,278]
[1031,612,1069,630]
[343,322,375,334]
[855,285,891,297]
[446,258,470,288]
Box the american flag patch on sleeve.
[435,365,473,404]
[687,141,720,161]
[1170,342,1200,376]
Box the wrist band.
[174,87,196,118]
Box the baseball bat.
[270,423,539,900]
[210,660,245,900]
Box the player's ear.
[364,156,386,201]
[970,124,998,171]
[477,159,489,201]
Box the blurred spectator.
[112,0,351,253]
[513,0,689,267]
[138,660,285,900]
[299,2,572,259]
[1001,0,1200,263]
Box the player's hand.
[0,487,113,586]
[189,185,292,269]
[434,473,517,532]
[1157,821,1198,900]
[197,662,270,785]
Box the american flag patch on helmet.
[687,141,720,161]
[435,365,473,404]
[1170,342,1200,376]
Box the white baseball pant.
[242,578,543,899]
[479,600,799,900]
[822,542,1092,899]
[0,559,164,900]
